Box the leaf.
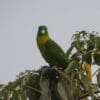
[95,36,100,50]
[65,60,79,74]
[66,45,74,59]
[83,61,92,80]
[70,73,79,97]
[58,79,74,100]
[11,90,21,100]
[97,69,100,87]
[82,53,92,64]
[93,51,100,65]
[72,40,85,53]
[80,74,94,97]
[86,40,95,51]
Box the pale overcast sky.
[0,0,100,83]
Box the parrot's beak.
[41,30,45,34]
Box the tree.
[0,31,100,100]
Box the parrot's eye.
[41,30,45,35]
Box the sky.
[0,0,100,83]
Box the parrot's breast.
[37,35,50,61]
[37,35,49,46]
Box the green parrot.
[37,25,68,69]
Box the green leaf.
[93,51,100,65]
[80,74,94,97]
[95,36,100,50]
[82,53,92,64]
[11,90,21,100]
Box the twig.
[92,68,100,78]
[79,91,100,99]
[56,69,70,80]
[26,85,51,100]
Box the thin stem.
[26,85,51,100]
[92,68,100,78]
[79,91,100,99]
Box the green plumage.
[37,26,68,69]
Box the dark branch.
[79,91,100,99]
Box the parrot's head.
[37,25,49,45]
[37,25,49,36]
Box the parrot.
[37,25,68,69]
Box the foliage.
[0,31,100,100]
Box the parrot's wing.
[45,39,68,66]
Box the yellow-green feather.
[37,35,49,46]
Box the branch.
[79,91,100,99]
[26,85,51,100]
[92,68,100,77]
[55,69,70,80]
